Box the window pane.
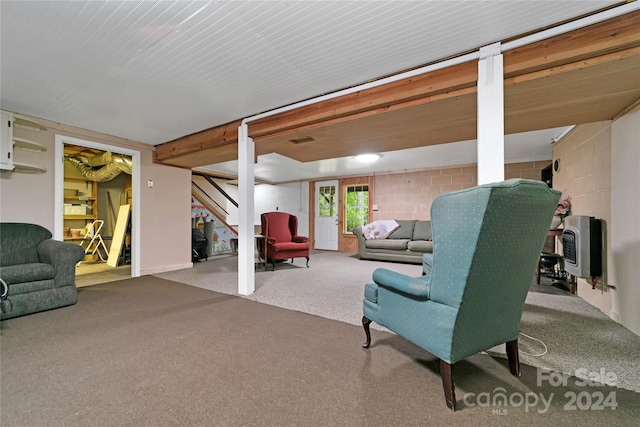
[319,186,336,217]
[344,184,369,233]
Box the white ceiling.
[0,1,618,182]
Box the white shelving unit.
[0,110,48,173]
[0,111,14,171]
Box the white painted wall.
[226,181,309,236]
[138,151,192,275]
[610,106,640,336]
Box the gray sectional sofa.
[0,222,85,320]
[354,219,433,264]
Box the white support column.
[477,42,505,185]
[237,123,255,295]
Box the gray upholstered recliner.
[0,222,85,320]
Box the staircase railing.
[191,174,238,237]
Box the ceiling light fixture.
[355,153,380,163]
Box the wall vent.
[289,136,314,144]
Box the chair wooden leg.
[440,360,456,411]
[362,316,372,348]
[506,339,521,376]
[305,256,309,267]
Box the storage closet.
[63,145,132,264]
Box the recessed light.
[355,154,380,163]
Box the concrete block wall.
[552,121,613,315]
[372,161,550,221]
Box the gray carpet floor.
[156,251,640,394]
[2,276,638,426]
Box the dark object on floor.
[361,179,561,411]
[539,252,567,280]
[192,228,208,262]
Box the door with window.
[314,180,338,250]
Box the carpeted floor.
[156,251,640,394]
[1,276,638,426]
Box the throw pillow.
[361,220,400,240]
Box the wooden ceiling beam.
[153,10,640,168]
[249,61,478,139]
[156,142,240,168]
[253,86,478,144]
[503,9,640,77]
[154,119,242,163]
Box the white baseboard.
[141,262,193,276]
[610,310,620,322]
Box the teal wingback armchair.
[362,179,560,410]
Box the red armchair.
[260,212,310,271]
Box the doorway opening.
[54,135,141,286]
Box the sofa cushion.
[413,221,432,241]
[407,240,434,253]
[7,279,57,295]
[0,263,55,285]
[387,220,417,239]
[365,239,410,250]
[270,241,309,253]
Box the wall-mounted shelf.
[13,115,47,132]
[64,214,96,220]
[11,162,46,174]
[13,137,46,152]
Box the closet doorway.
[54,135,141,286]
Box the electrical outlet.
[373,204,378,211]
[147,180,154,188]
